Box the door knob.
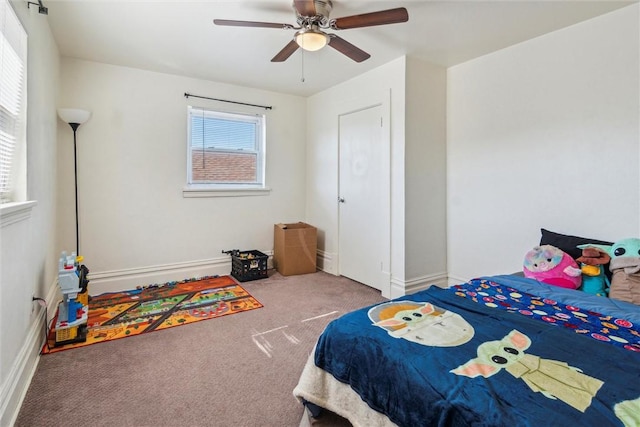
[338,197,345,203]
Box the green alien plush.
[586,238,640,305]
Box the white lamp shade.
[58,108,91,125]
[295,29,328,52]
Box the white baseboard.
[390,271,449,299]
[316,249,335,275]
[316,253,449,299]
[0,278,57,427]
[447,274,470,287]
[87,251,273,295]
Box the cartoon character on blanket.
[370,301,639,423]
[370,301,475,347]
[451,329,602,412]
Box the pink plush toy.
[523,245,582,289]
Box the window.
[187,106,265,190]
[0,0,27,204]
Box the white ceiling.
[42,0,636,97]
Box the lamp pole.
[58,108,90,256]
[69,122,81,255]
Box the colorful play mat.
[42,275,262,354]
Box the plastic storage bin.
[226,250,269,282]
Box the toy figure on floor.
[523,245,582,289]
[576,245,611,297]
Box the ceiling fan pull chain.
[301,48,305,83]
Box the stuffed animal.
[585,238,640,305]
[576,245,611,297]
[523,245,582,289]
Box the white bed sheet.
[293,352,397,427]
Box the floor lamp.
[58,108,91,255]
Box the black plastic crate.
[226,250,268,282]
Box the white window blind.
[187,106,265,188]
[0,0,27,203]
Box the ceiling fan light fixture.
[295,27,328,51]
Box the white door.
[338,104,390,294]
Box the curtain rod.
[27,0,48,14]
[184,93,272,110]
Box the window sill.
[182,186,271,198]
[1,200,37,228]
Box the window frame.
[0,0,28,205]
[185,106,267,195]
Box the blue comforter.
[314,275,640,426]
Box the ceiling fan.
[213,0,409,63]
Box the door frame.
[336,90,391,297]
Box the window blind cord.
[201,109,205,170]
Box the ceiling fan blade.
[328,35,370,63]
[293,0,316,17]
[271,40,300,62]
[213,19,293,29]
[332,7,409,30]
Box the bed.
[293,274,640,427]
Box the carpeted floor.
[15,271,386,427]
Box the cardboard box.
[274,222,317,276]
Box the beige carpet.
[15,271,386,427]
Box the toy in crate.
[54,251,90,346]
[223,249,268,282]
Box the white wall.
[306,56,448,296]
[404,57,447,283]
[57,59,308,293]
[447,4,640,283]
[1,2,60,425]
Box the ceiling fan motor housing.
[295,0,333,27]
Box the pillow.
[540,228,614,282]
[539,228,613,260]
[523,245,582,289]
